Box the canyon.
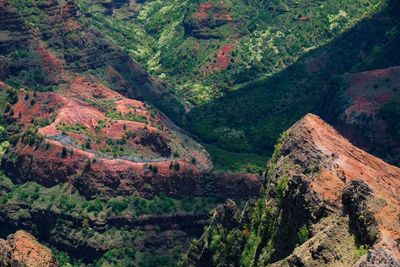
[0,0,399,266]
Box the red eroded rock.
[2,78,261,200]
[200,44,234,75]
[216,44,234,70]
[0,230,58,267]
[283,114,400,257]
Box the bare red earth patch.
[195,2,214,22]
[344,66,400,118]
[200,44,234,75]
[216,44,234,70]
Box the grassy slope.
[76,0,384,107]
[187,0,400,164]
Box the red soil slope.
[194,2,232,24]
[3,75,261,199]
[333,66,400,165]
[292,114,400,257]
[344,66,400,118]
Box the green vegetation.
[187,0,398,169]
[85,99,147,123]
[379,99,400,141]
[0,180,219,219]
[4,49,53,91]
[202,140,267,173]
[107,111,147,124]
[296,225,310,246]
[57,123,90,136]
[192,131,302,266]
[355,244,370,258]
[98,137,137,159]
[0,176,220,266]
[76,0,385,108]
[6,0,393,171]
[276,175,289,199]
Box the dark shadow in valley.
[187,0,400,162]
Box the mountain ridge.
[184,113,400,266]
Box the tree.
[61,146,68,158]
[297,225,310,246]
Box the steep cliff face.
[184,114,400,266]
[0,230,58,267]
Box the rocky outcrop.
[342,180,378,246]
[355,249,400,267]
[2,141,260,199]
[0,230,58,267]
[183,200,243,266]
[183,2,233,39]
[184,114,400,266]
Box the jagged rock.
[183,200,243,267]
[355,248,400,267]
[0,230,58,267]
[342,180,378,245]
[185,114,400,266]
[271,175,329,261]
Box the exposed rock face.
[0,0,184,121]
[342,180,378,246]
[0,230,58,267]
[1,80,260,200]
[184,114,400,266]
[355,249,400,267]
[183,200,243,266]
[183,2,234,39]
[0,204,209,262]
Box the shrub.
[296,225,310,246]
[6,89,18,104]
[277,175,289,198]
[108,198,129,213]
[59,196,76,211]
[85,139,92,149]
[61,146,68,158]
[87,199,103,213]
[149,164,158,175]
[173,162,180,171]
[355,245,370,258]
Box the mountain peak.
[185,114,400,266]
[283,114,400,258]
